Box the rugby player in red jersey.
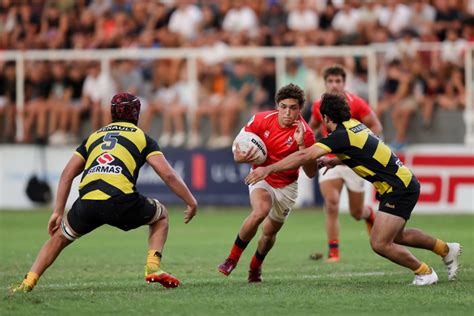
[309,65,383,262]
[218,84,318,282]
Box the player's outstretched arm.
[246,145,328,185]
[49,154,85,236]
[147,154,198,223]
[294,121,318,178]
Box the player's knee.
[249,210,268,225]
[324,199,339,213]
[148,199,168,225]
[53,229,74,247]
[350,208,364,221]
[370,238,388,255]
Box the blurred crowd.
[0,0,472,149]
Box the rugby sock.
[413,262,432,275]
[432,239,449,257]
[328,239,339,258]
[250,250,266,270]
[22,272,39,289]
[146,250,162,271]
[228,234,249,262]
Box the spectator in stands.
[215,59,256,148]
[222,0,259,39]
[409,0,436,36]
[436,66,466,111]
[168,2,203,43]
[0,61,16,142]
[433,0,462,41]
[260,1,287,42]
[39,4,69,49]
[82,62,116,132]
[66,65,85,143]
[23,62,51,143]
[331,2,361,44]
[440,28,467,66]
[287,0,318,33]
[377,60,420,151]
[378,0,411,38]
[253,58,277,111]
[47,62,73,145]
[188,64,226,149]
[168,63,192,148]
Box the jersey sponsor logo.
[286,136,293,146]
[264,130,270,138]
[98,125,137,133]
[349,123,367,133]
[96,153,115,164]
[251,137,267,156]
[88,164,122,174]
[89,153,122,174]
[384,202,395,209]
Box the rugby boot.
[218,258,237,276]
[248,267,262,283]
[145,266,180,288]
[412,268,438,286]
[442,242,462,281]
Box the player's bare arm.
[361,111,383,136]
[49,154,85,236]
[147,154,198,224]
[294,120,318,178]
[246,145,329,185]
[308,116,322,136]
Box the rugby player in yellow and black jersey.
[13,93,198,293]
[246,93,462,286]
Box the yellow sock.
[413,262,432,275]
[432,239,449,257]
[146,250,162,271]
[23,272,39,289]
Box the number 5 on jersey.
[102,132,120,150]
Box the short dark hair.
[275,83,305,108]
[323,65,346,81]
[320,93,351,123]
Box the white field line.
[4,268,471,290]
[0,271,416,290]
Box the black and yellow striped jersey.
[316,119,415,196]
[74,121,162,200]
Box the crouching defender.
[13,93,198,292]
[246,93,461,285]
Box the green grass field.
[0,208,473,315]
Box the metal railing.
[1,43,473,144]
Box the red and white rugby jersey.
[244,110,315,188]
[311,91,372,158]
[311,91,372,138]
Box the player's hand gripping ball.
[232,131,267,165]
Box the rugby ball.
[232,131,267,165]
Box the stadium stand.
[0,0,472,151]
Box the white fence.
[1,43,473,143]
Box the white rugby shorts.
[319,164,365,192]
[248,180,298,222]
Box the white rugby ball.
[232,131,267,165]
